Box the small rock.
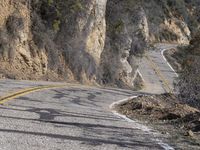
[0,74,5,79]
[187,130,194,137]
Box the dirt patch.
[115,94,200,149]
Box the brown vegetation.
[116,94,200,149]
[177,31,200,108]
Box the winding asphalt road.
[139,43,178,94]
[0,44,177,150]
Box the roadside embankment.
[114,94,200,149]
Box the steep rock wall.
[0,0,199,89]
[99,1,149,88]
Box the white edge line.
[110,96,174,150]
[137,69,145,82]
[161,49,179,77]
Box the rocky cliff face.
[99,1,149,88]
[0,0,199,88]
[0,0,107,83]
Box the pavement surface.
[139,43,178,94]
[0,44,177,150]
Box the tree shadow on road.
[0,127,161,149]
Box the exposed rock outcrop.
[0,0,199,88]
[99,2,149,88]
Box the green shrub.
[70,0,83,13]
[53,20,61,32]
[113,20,124,33]
[47,0,54,6]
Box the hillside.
[0,0,199,88]
[177,31,200,108]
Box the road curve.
[139,43,178,94]
[0,44,178,150]
[0,79,175,150]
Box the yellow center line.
[0,85,67,105]
[145,54,173,93]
